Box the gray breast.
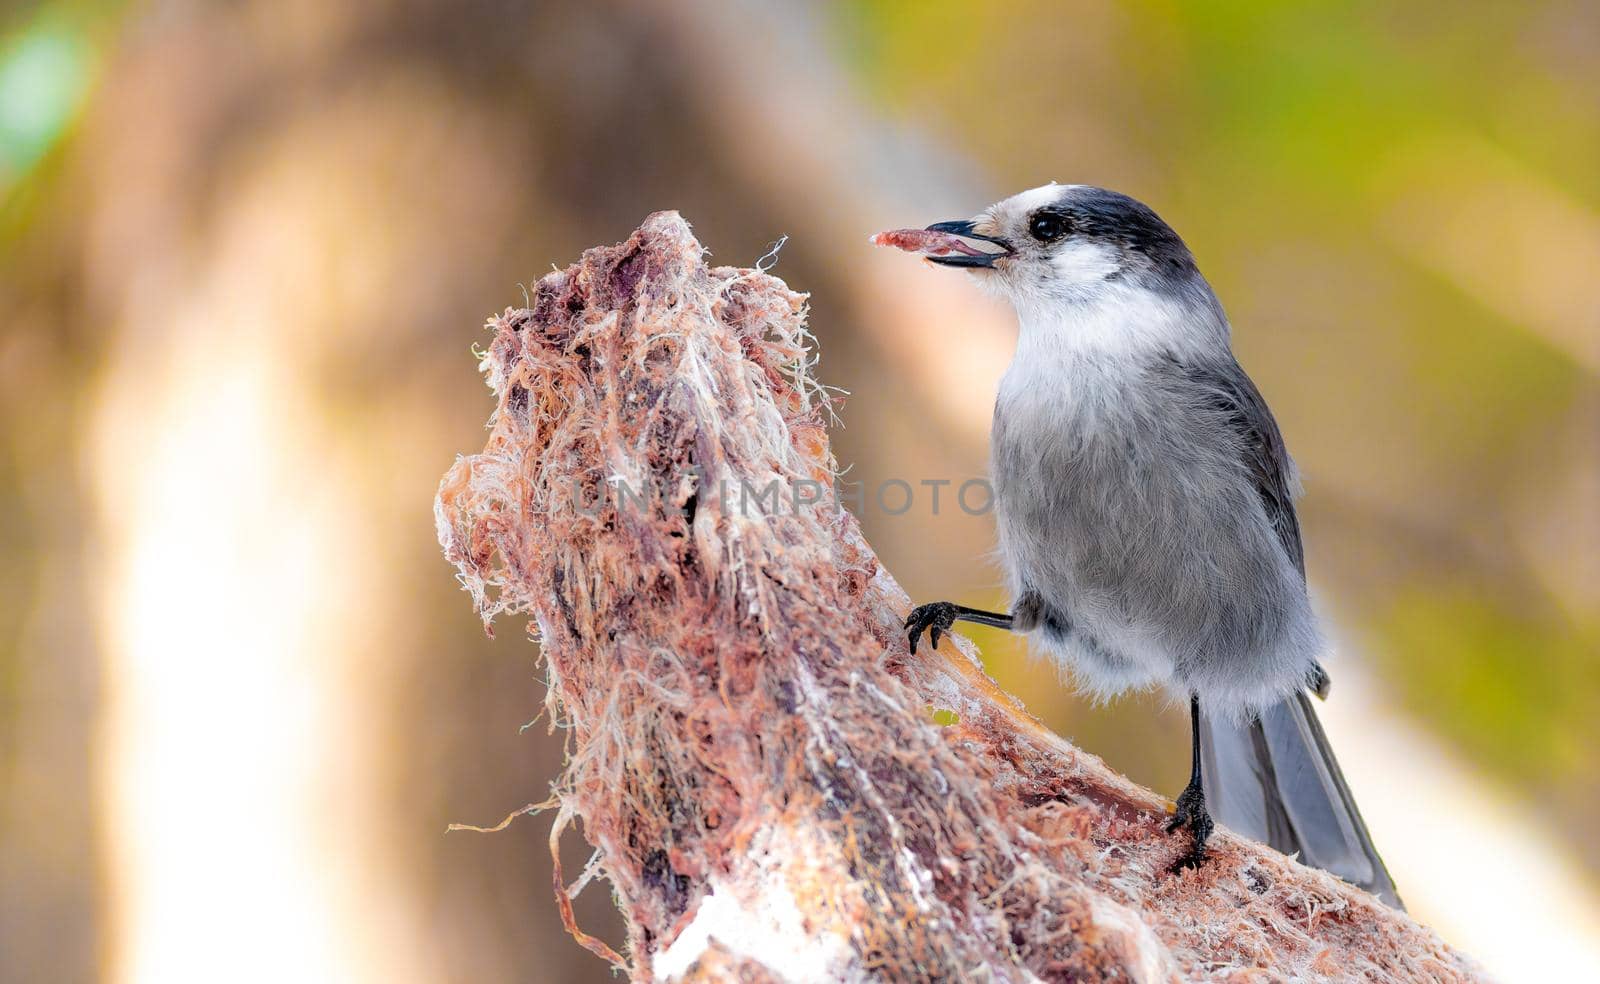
[990,352,1322,711]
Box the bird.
[887,183,1402,907]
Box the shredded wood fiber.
[435,213,1483,983]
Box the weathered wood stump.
[435,213,1483,983]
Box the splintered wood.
[435,213,1483,983]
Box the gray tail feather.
[1200,690,1404,909]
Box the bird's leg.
[903,601,1013,654]
[1167,693,1215,871]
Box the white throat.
[995,284,1224,449]
[1010,281,1211,365]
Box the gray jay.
[886,184,1401,907]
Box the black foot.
[904,602,958,654]
[1166,780,1215,872]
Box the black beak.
[923,220,1012,268]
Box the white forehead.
[983,183,1077,224]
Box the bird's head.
[909,184,1200,311]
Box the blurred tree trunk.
[62,2,1020,982]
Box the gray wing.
[1174,357,1305,578]
[1171,357,1403,906]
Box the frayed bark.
[435,213,1483,983]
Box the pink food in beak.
[871,228,994,258]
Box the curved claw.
[904,601,957,655]
[1171,847,1208,872]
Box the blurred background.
[1,0,1595,981]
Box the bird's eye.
[1029,213,1067,242]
